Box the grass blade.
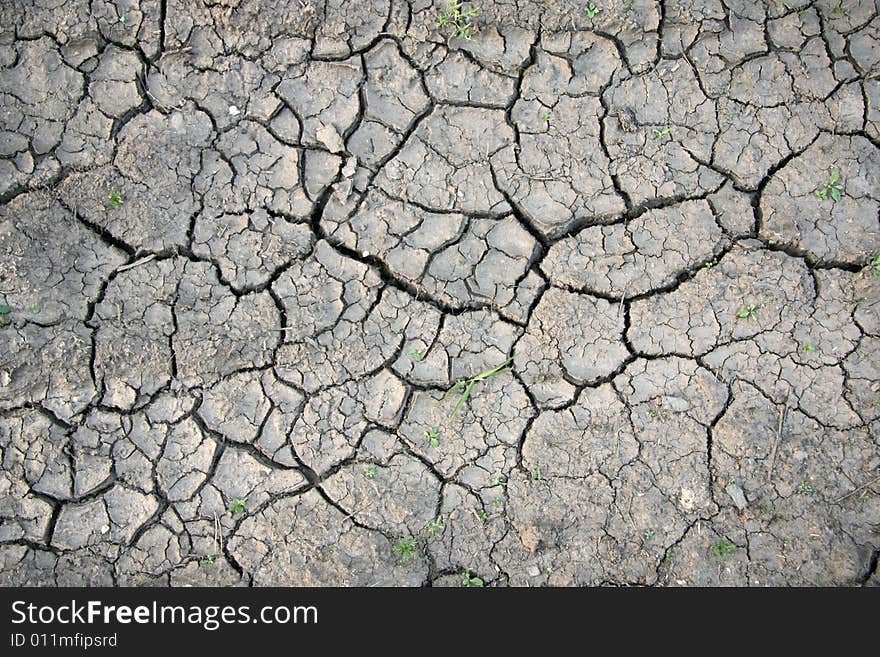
[472,357,514,381]
[451,380,476,418]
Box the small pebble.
[726,482,749,511]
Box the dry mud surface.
[1,0,879,586]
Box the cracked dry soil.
[0,0,879,587]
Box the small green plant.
[736,303,757,320]
[802,343,815,354]
[491,496,503,507]
[228,498,246,515]
[364,465,378,479]
[408,348,424,361]
[426,515,445,538]
[393,536,418,562]
[437,0,479,40]
[653,127,671,140]
[491,475,507,485]
[541,111,552,122]
[24,305,37,313]
[106,190,124,207]
[815,168,843,202]
[585,2,600,19]
[531,466,543,481]
[644,529,655,541]
[704,258,718,268]
[798,481,814,496]
[866,255,880,277]
[711,538,736,558]
[462,570,484,587]
[200,555,216,566]
[476,509,488,522]
[448,357,514,419]
[831,0,849,16]
[424,426,440,448]
[546,564,554,574]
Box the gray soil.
[1,0,879,586]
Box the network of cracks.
[0,0,879,586]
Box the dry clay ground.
[0,0,879,587]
